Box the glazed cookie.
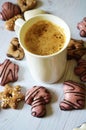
[0,2,21,21]
[7,37,25,60]
[73,123,86,130]
[0,59,19,86]
[31,97,46,117]
[17,0,37,12]
[5,14,23,31]
[25,86,51,117]
[60,80,85,110]
[77,17,86,37]
[74,59,86,82]
[0,84,25,109]
[67,38,86,60]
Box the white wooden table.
[0,0,86,130]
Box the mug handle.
[24,9,46,21]
[14,18,25,37]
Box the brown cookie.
[0,2,21,21]
[5,14,23,31]
[25,86,51,117]
[77,17,86,37]
[67,38,86,60]
[0,59,19,86]
[7,37,25,60]
[60,80,85,110]
[74,59,86,82]
[0,84,25,109]
[17,0,37,12]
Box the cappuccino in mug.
[24,20,66,55]
[15,14,70,83]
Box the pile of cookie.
[61,20,86,129]
[0,1,86,121]
[67,38,86,82]
[0,0,52,118]
[63,18,86,129]
[0,53,51,117]
[0,58,51,117]
[59,37,86,111]
[0,0,37,31]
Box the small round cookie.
[5,14,23,31]
[0,2,21,21]
[0,59,19,86]
[25,86,51,117]
[74,59,86,82]
[7,37,25,60]
[67,38,86,60]
[0,84,25,109]
[17,0,37,12]
[73,123,86,130]
[77,17,86,37]
[60,80,85,110]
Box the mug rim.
[19,14,71,58]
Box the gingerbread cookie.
[73,123,86,130]
[0,59,19,86]
[7,37,25,60]
[0,2,21,21]
[74,59,86,82]
[17,0,37,12]
[0,84,25,109]
[60,80,85,110]
[77,17,86,37]
[25,86,51,117]
[5,14,23,31]
[67,38,86,60]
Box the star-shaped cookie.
[0,84,25,109]
[0,59,19,86]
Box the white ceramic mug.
[15,13,70,83]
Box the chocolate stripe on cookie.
[60,80,85,110]
[78,59,86,65]
[31,97,46,117]
[74,65,86,75]
[64,80,85,89]
[0,2,21,21]
[25,86,51,104]
[31,97,45,107]
[25,86,42,104]
[80,71,86,82]
[25,86,51,117]
[74,59,86,82]
[60,99,78,110]
[0,59,19,86]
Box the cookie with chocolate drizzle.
[60,80,85,110]
[0,59,19,86]
[25,86,51,117]
[0,2,21,21]
[74,59,86,82]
